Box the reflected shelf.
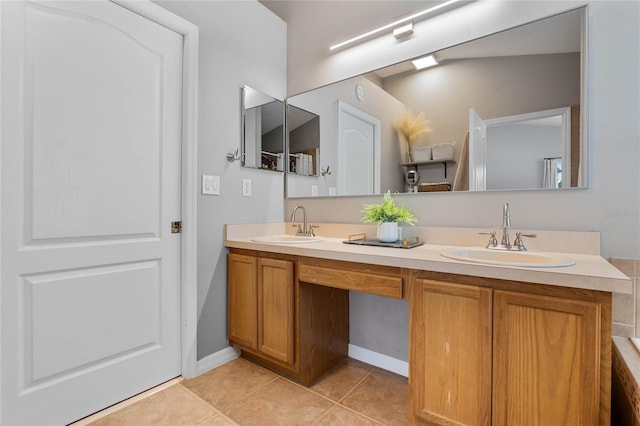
[400,160,456,178]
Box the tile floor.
[79,357,410,426]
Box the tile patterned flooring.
[82,357,410,425]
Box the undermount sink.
[252,235,325,244]
[441,247,576,268]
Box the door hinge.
[171,221,182,234]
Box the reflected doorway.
[337,101,381,195]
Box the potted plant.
[361,191,417,242]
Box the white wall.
[155,0,287,360]
[285,1,640,360]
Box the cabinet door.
[258,257,295,364]
[410,279,493,425]
[493,290,600,426]
[227,253,258,350]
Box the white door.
[337,101,381,196]
[468,108,487,191]
[1,1,183,424]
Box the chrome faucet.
[290,205,316,236]
[480,202,536,250]
[501,202,512,249]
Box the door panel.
[258,258,295,364]
[338,103,380,196]
[228,253,259,350]
[1,1,183,424]
[25,1,162,241]
[26,261,161,383]
[339,113,374,195]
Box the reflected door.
[1,1,183,424]
[468,108,487,191]
[337,102,381,195]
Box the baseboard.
[348,344,408,377]
[194,346,240,377]
[194,345,407,378]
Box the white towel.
[543,157,562,189]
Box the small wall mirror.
[287,104,319,176]
[241,85,285,172]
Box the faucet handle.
[308,225,319,237]
[514,232,536,251]
[478,230,498,248]
[291,223,303,233]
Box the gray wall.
[156,0,286,360]
[285,1,640,361]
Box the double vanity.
[224,222,630,425]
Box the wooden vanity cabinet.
[409,273,610,426]
[227,252,294,365]
[229,247,611,424]
[227,249,350,385]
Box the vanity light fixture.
[393,22,414,39]
[329,0,460,51]
[412,54,439,70]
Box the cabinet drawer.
[299,262,402,299]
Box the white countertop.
[224,223,631,295]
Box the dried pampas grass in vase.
[395,111,432,163]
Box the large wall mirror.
[286,7,586,198]
[241,85,285,172]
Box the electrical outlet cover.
[242,178,252,197]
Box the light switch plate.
[311,185,318,196]
[202,174,220,195]
[242,178,252,197]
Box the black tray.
[342,238,424,249]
